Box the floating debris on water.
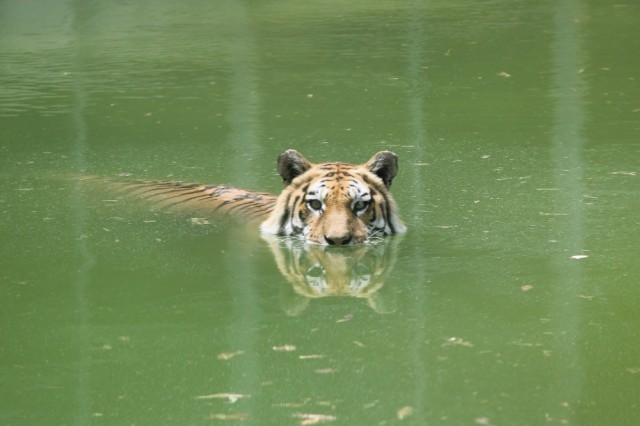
[195,393,249,403]
[442,337,473,347]
[189,217,210,225]
[397,406,414,420]
[217,350,245,361]
[570,254,589,260]
[273,345,296,352]
[292,413,336,425]
[336,314,353,323]
[299,354,325,360]
[207,413,249,420]
[609,171,636,176]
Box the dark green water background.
[1,1,639,425]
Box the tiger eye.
[353,200,370,212]
[307,199,322,210]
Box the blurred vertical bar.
[549,0,588,414]
[221,0,262,420]
[406,2,429,422]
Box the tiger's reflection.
[262,236,401,316]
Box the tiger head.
[260,150,406,245]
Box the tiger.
[97,149,406,245]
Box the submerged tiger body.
[97,150,406,245]
[110,180,278,221]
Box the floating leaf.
[217,350,245,361]
[273,345,296,352]
[570,255,589,260]
[292,413,337,425]
[442,337,473,347]
[189,217,210,225]
[397,406,414,420]
[299,354,325,360]
[207,413,249,420]
[195,393,249,403]
[336,314,353,323]
[610,171,636,176]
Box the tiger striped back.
[84,178,277,221]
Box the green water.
[2,0,639,425]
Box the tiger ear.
[277,149,312,185]
[365,151,398,188]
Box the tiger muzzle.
[324,234,353,246]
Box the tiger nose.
[324,234,352,246]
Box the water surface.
[1,0,639,425]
